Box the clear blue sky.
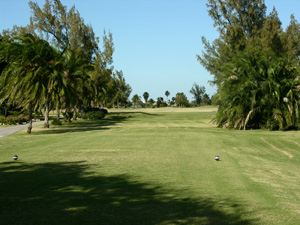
[1,0,300,101]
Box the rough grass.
[0,106,300,225]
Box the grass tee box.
[0,106,300,225]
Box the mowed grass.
[0,106,300,225]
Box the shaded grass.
[0,161,252,225]
[0,106,300,224]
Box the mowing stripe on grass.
[261,137,293,159]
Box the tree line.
[198,0,300,130]
[0,0,131,133]
[131,83,212,108]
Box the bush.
[82,106,108,114]
[77,113,82,119]
[106,103,113,109]
[6,115,17,125]
[51,117,62,125]
[0,114,30,125]
[82,111,105,120]
[0,115,6,124]
[18,114,29,123]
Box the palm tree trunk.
[73,105,77,120]
[73,98,79,120]
[56,100,61,119]
[79,105,84,116]
[44,100,50,128]
[4,106,8,117]
[27,102,33,134]
[244,108,259,130]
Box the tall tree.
[198,0,300,130]
[111,70,131,108]
[190,83,206,105]
[284,14,300,63]
[92,31,116,108]
[260,7,284,57]
[175,92,188,108]
[143,92,149,104]
[156,97,164,108]
[202,94,212,105]
[28,0,101,114]
[198,0,267,87]
[165,90,170,103]
[28,0,98,61]
[132,94,141,108]
[63,49,94,120]
[148,98,155,106]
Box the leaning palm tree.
[0,34,44,133]
[0,34,66,132]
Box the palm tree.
[43,47,68,127]
[132,94,141,108]
[148,98,155,106]
[1,34,46,132]
[143,92,149,104]
[165,90,170,103]
[63,49,94,120]
[0,34,67,132]
[215,50,300,130]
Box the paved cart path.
[0,121,44,137]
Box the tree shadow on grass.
[35,112,160,135]
[34,114,132,135]
[0,161,255,225]
[110,111,161,116]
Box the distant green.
[0,107,300,225]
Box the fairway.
[0,106,300,225]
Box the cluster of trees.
[198,0,300,130]
[0,0,131,133]
[131,83,212,108]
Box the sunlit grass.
[0,106,300,224]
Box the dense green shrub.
[6,115,17,124]
[0,115,6,124]
[82,111,105,120]
[17,114,29,123]
[106,103,113,109]
[51,117,62,125]
[76,113,82,119]
[82,106,108,114]
[0,114,30,125]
